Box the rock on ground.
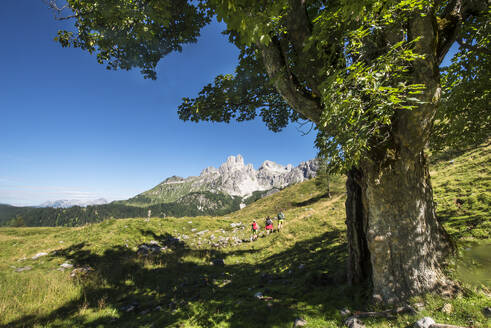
[15,266,32,272]
[293,318,307,327]
[344,317,365,328]
[414,317,435,328]
[441,303,453,314]
[32,252,48,260]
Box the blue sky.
[0,1,318,206]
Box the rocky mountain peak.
[163,176,186,184]
[259,160,290,173]
[131,155,319,205]
[219,155,245,174]
[200,166,219,177]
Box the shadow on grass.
[291,192,332,208]
[438,210,488,240]
[5,229,370,328]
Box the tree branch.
[437,0,488,64]
[257,37,322,124]
[44,0,78,20]
[286,0,321,97]
[436,0,463,64]
[457,35,491,55]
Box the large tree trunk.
[346,10,455,303]
[346,145,453,303]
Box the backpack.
[278,212,285,220]
[266,218,273,226]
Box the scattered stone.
[413,302,425,311]
[441,303,453,314]
[120,303,137,312]
[414,317,435,328]
[32,252,48,260]
[154,305,163,312]
[340,308,352,317]
[137,243,162,256]
[372,294,383,303]
[254,292,263,299]
[211,258,225,266]
[482,307,491,317]
[197,230,209,235]
[70,266,94,278]
[17,257,27,262]
[191,228,197,232]
[60,262,73,269]
[293,318,307,327]
[345,317,365,328]
[15,266,32,272]
[298,263,305,270]
[188,221,192,224]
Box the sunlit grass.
[0,145,489,327]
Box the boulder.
[441,303,453,314]
[344,317,365,328]
[293,318,307,327]
[340,308,352,317]
[32,252,48,260]
[211,259,225,266]
[15,266,32,272]
[70,266,94,278]
[414,317,435,328]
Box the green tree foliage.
[48,0,489,161]
[314,158,331,198]
[431,7,491,151]
[8,215,26,227]
[51,0,210,79]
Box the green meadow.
[0,144,489,327]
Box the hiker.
[277,211,285,231]
[251,219,259,241]
[265,216,274,234]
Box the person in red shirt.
[265,216,274,234]
[251,219,259,241]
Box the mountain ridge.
[39,198,108,208]
[125,154,318,206]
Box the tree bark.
[345,8,455,303]
[346,144,453,302]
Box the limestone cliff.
[126,155,318,205]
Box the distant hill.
[0,204,29,226]
[0,192,244,227]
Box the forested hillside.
[0,191,243,227]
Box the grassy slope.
[0,147,489,328]
[123,177,206,206]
